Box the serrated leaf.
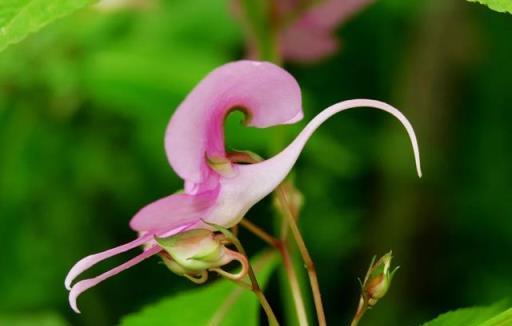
[420,301,510,326]
[121,251,277,326]
[467,0,512,14]
[0,0,95,52]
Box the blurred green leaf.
[420,302,510,326]
[467,0,512,14]
[480,308,512,326]
[304,133,359,177]
[121,251,277,326]
[0,0,95,52]
[0,312,67,326]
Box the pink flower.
[278,0,373,62]
[65,60,421,312]
[234,0,373,63]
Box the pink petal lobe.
[212,99,422,225]
[280,26,340,63]
[69,246,161,313]
[65,234,152,290]
[129,186,220,233]
[165,61,303,187]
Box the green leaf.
[420,301,510,326]
[467,0,512,14]
[480,308,512,326]
[121,251,277,326]
[0,0,95,52]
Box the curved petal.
[206,99,422,227]
[65,234,152,290]
[129,186,220,233]
[66,224,193,291]
[69,245,161,313]
[165,60,303,188]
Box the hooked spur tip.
[414,153,423,178]
[69,292,81,314]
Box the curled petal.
[209,99,421,227]
[66,223,190,291]
[129,186,220,233]
[165,61,303,188]
[65,234,152,290]
[69,246,161,313]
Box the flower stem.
[208,251,276,326]
[238,0,281,63]
[254,288,279,326]
[276,186,327,326]
[229,232,280,326]
[350,298,368,326]
[241,219,309,326]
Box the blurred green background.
[1,0,511,325]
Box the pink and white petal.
[129,186,220,233]
[65,234,153,290]
[165,61,303,187]
[69,245,161,313]
[208,99,422,227]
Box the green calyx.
[155,229,227,273]
[362,251,399,305]
[155,228,248,284]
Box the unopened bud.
[351,252,398,326]
[362,251,398,306]
[155,229,248,284]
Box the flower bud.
[351,252,398,325]
[362,251,398,306]
[155,229,248,284]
